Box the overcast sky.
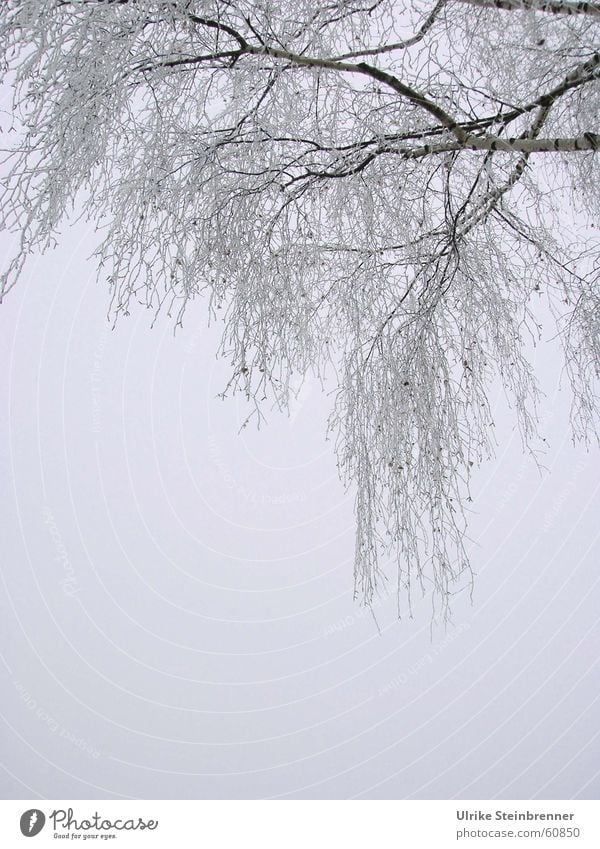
[1,207,599,800]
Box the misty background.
[0,212,599,800]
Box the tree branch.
[402,132,599,156]
[180,15,469,142]
[334,0,447,59]
[456,0,600,15]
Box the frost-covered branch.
[456,0,600,17]
[1,0,598,619]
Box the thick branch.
[181,15,469,142]
[404,132,600,156]
[456,0,600,15]
[245,46,467,141]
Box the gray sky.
[1,214,599,800]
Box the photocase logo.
[20,809,46,837]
